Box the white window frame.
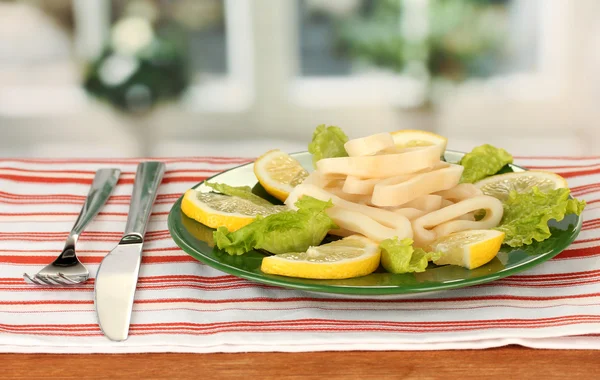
[181,0,254,112]
[448,0,569,102]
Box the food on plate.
[182,125,586,280]
[260,235,381,279]
[434,183,483,202]
[342,175,381,195]
[390,129,448,152]
[428,229,506,270]
[316,144,442,178]
[205,182,275,207]
[213,196,337,255]
[181,188,285,232]
[474,171,583,247]
[459,144,513,184]
[285,183,413,241]
[253,149,309,202]
[410,195,504,247]
[307,124,349,167]
[370,162,463,206]
[474,170,568,201]
[344,132,395,156]
[379,237,441,274]
[494,187,586,247]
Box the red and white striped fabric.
[0,156,599,353]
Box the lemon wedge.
[260,235,381,279]
[474,171,568,201]
[428,229,505,269]
[390,129,448,152]
[254,149,309,202]
[181,189,284,232]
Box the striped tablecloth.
[0,156,598,353]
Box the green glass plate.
[167,151,582,296]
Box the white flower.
[98,54,139,86]
[111,17,154,56]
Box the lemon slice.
[428,229,505,269]
[474,171,568,201]
[260,235,381,279]
[181,189,285,232]
[390,129,448,152]
[254,149,309,202]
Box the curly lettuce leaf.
[380,237,442,274]
[495,187,586,247]
[214,223,260,256]
[213,196,338,255]
[308,124,349,168]
[460,144,513,183]
[205,182,274,207]
[565,197,586,215]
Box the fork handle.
[122,161,165,242]
[70,168,121,238]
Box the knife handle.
[122,161,166,242]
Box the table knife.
[94,161,165,341]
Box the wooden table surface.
[3,347,599,379]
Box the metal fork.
[23,168,121,286]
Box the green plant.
[83,17,190,114]
[335,0,508,82]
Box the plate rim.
[167,150,583,296]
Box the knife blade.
[94,161,165,341]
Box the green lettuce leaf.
[380,237,442,274]
[308,124,349,168]
[214,223,260,256]
[495,187,586,247]
[565,197,586,215]
[459,144,513,184]
[213,196,338,255]
[205,182,274,207]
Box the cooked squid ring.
[324,180,372,204]
[435,184,483,223]
[316,145,440,179]
[401,195,443,212]
[441,199,454,208]
[344,132,395,157]
[327,207,402,242]
[411,195,503,247]
[392,208,428,220]
[434,183,483,202]
[302,170,344,189]
[371,164,463,207]
[453,213,476,222]
[342,176,381,195]
[286,184,413,241]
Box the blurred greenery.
[83,20,190,114]
[334,0,509,82]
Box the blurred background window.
[110,0,228,79]
[298,0,540,78]
[0,0,230,110]
[0,0,598,157]
[82,0,229,113]
[295,0,543,106]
